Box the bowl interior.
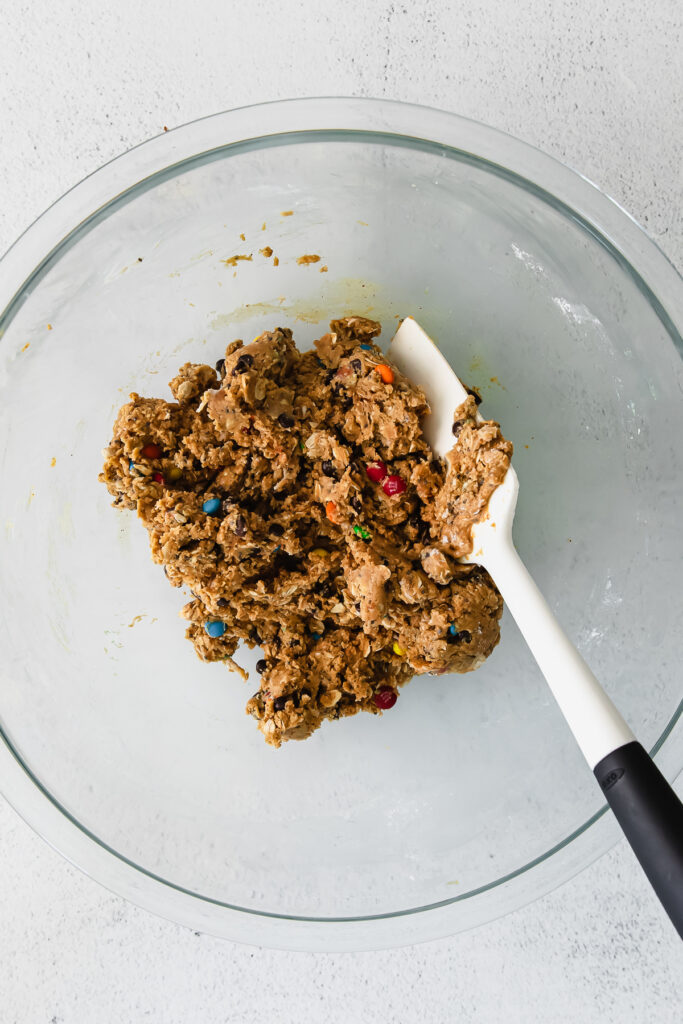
[1,129,682,923]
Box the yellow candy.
[392,641,406,657]
[167,466,182,481]
[311,548,329,558]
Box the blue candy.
[311,632,322,641]
[360,344,373,351]
[205,620,226,638]
[448,624,458,636]
[128,458,136,472]
[203,497,222,516]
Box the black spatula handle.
[594,742,683,939]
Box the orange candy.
[375,364,394,385]
[325,500,338,522]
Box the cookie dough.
[100,316,513,746]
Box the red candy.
[153,472,164,484]
[373,687,398,710]
[365,460,387,483]
[382,474,406,496]
[141,443,162,459]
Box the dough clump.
[100,316,512,746]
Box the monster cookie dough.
[100,316,513,746]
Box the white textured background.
[1,1,682,1021]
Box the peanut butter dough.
[100,316,513,746]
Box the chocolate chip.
[234,515,247,537]
[232,353,254,375]
[278,413,294,428]
[217,598,229,608]
[351,358,362,374]
[273,695,288,711]
[215,358,225,376]
[447,629,472,644]
[269,522,285,536]
[256,658,267,674]
[409,511,426,532]
[451,419,464,438]
[321,460,335,477]
[465,386,482,406]
[350,495,362,513]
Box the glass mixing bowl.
[1,98,682,951]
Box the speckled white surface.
[1,1,682,1021]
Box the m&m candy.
[203,497,222,516]
[365,460,387,483]
[205,620,226,638]
[383,475,406,496]
[373,687,397,709]
[375,364,394,385]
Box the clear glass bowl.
[0,98,681,951]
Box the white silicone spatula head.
[386,316,470,460]
[387,316,519,564]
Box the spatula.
[388,316,683,939]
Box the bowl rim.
[1,96,682,951]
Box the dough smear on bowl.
[100,316,512,746]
